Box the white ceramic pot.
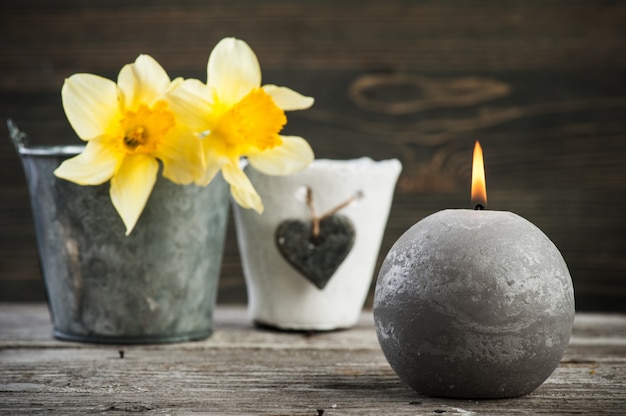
[233,157,402,330]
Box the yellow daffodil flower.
[54,54,204,235]
[167,37,315,213]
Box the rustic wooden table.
[0,304,624,415]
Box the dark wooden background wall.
[1,0,625,311]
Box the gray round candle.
[373,209,575,399]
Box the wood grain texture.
[1,1,626,310]
[0,304,625,415]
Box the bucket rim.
[8,119,84,157]
[18,145,85,156]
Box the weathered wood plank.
[1,348,623,415]
[3,71,626,310]
[1,0,626,311]
[0,305,625,415]
[2,0,626,90]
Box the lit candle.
[373,141,575,399]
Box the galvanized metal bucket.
[9,120,230,344]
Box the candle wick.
[474,203,485,210]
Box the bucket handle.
[7,119,29,152]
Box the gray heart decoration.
[275,214,356,290]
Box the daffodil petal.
[118,54,171,110]
[166,78,215,133]
[247,135,314,176]
[61,74,120,141]
[154,125,204,185]
[110,154,159,235]
[222,161,263,213]
[207,37,261,106]
[54,139,120,185]
[167,76,185,92]
[195,144,228,187]
[263,85,314,111]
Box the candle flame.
[471,140,487,208]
